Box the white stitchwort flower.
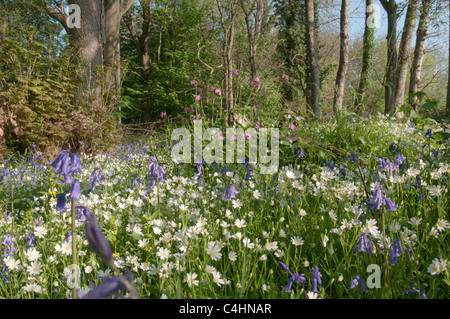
[26,261,43,276]
[206,242,222,261]
[291,236,304,246]
[427,258,447,275]
[185,273,199,287]
[156,247,171,260]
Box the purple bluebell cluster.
[379,152,406,176]
[193,163,204,185]
[363,184,398,213]
[409,174,424,201]
[424,129,435,140]
[25,233,37,248]
[310,266,322,293]
[349,275,368,292]
[2,234,17,257]
[278,262,306,294]
[388,238,403,264]
[353,233,375,255]
[405,282,426,299]
[345,150,359,163]
[148,156,166,189]
[50,150,82,211]
[89,167,104,192]
[222,184,239,201]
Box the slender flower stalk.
[71,199,77,299]
[50,150,82,299]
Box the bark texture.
[333,0,349,113]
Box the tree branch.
[120,0,135,17]
[123,12,142,55]
[46,0,69,31]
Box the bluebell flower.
[0,266,11,284]
[65,230,72,243]
[359,277,368,292]
[89,167,104,192]
[77,206,92,220]
[2,168,10,177]
[56,193,67,211]
[388,238,403,264]
[69,181,81,201]
[345,150,358,163]
[219,165,230,173]
[222,184,239,201]
[420,290,427,299]
[70,153,82,174]
[50,150,70,175]
[278,262,290,273]
[25,233,37,248]
[389,142,397,152]
[393,152,406,167]
[83,210,114,268]
[364,184,398,213]
[193,163,204,185]
[353,233,368,254]
[310,266,322,293]
[81,277,127,299]
[405,289,420,294]
[324,159,336,170]
[384,197,398,212]
[2,234,17,257]
[409,175,424,201]
[424,129,435,140]
[278,262,305,294]
[350,275,360,289]
[148,156,166,189]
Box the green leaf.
[409,110,420,118]
[106,232,116,243]
[421,103,435,110]
[359,137,366,145]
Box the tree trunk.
[409,0,431,111]
[394,0,420,110]
[65,0,104,108]
[123,0,153,82]
[305,0,320,119]
[104,0,121,94]
[333,0,349,114]
[354,0,375,111]
[216,0,238,121]
[380,0,398,115]
[240,0,257,79]
[47,0,135,111]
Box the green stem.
[381,204,391,298]
[71,199,77,299]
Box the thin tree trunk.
[216,0,238,121]
[394,0,420,109]
[123,0,153,82]
[354,0,375,111]
[333,0,349,114]
[409,0,431,111]
[380,0,398,115]
[104,0,121,95]
[305,0,320,119]
[240,0,257,79]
